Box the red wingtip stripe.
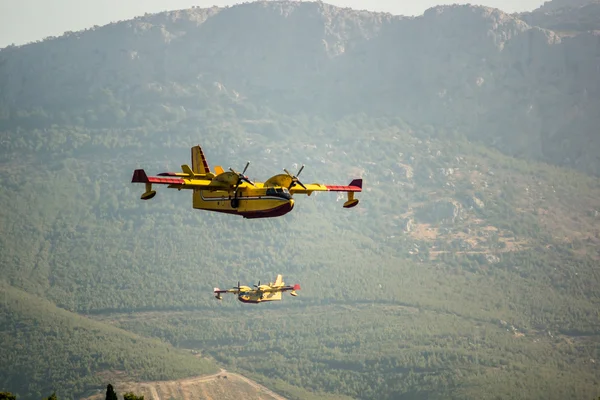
[131,169,185,185]
[147,176,185,185]
[324,185,362,192]
[324,178,362,192]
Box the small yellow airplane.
[131,144,362,219]
[213,274,300,304]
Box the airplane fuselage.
[214,276,300,303]
[237,290,283,303]
[191,184,295,219]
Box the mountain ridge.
[2,1,600,175]
[535,0,600,12]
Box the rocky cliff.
[536,0,600,12]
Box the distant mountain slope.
[536,0,600,12]
[1,2,600,399]
[520,1,600,32]
[2,114,599,321]
[1,1,600,175]
[95,306,600,400]
[1,110,599,398]
[0,283,218,400]
[82,369,355,400]
[83,370,287,400]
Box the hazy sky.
[0,0,546,48]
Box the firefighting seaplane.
[214,274,300,304]
[131,145,362,219]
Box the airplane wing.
[213,287,253,294]
[259,284,301,293]
[289,179,363,196]
[214,287,249,300]
[263,173,363,196]
[132,169,234,190]
[214,288,237,294]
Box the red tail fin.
[131,169,150,183]
[349,179,362,189]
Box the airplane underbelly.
[193,190,293,218]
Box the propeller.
[229,161,255,188]
[232,281,241,294]
[284,164,307,190]
[254,280,265,300]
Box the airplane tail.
[287,284,301,297]
[131,168,186,200]
[274,274,283,286]
[343,179,362,208]
[191,145,211,174]
[348,179,363,190]
[131,169,150,183]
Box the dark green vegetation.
[97,306,600,400]
[104,385,117,400]
[0,386,146,400]
[1,0,600,399]
[0,283,217,399]
[122,391,144,400]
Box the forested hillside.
[0,283,217,399]
[1,1,600,399]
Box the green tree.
[105,384,118,400]
[123,393,144,400]
[42,393,57,400]
[0,393,17,400]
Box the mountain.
[520,0,600,32]
[1,1,600,175]
[1,1,600,399]
[535,0,600,12]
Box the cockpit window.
[266,187,292,199]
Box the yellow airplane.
[131,144,362,219]
[213,274,300,304]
